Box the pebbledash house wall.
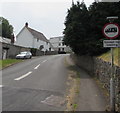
[71,54,120,112]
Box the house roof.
[27,27,49,43]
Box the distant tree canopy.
[0,17,14,39]
[63,2,120,56]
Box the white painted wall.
[50,37,59,48]
[15,27,34,48]
[50,36,71,52]
[15,27,54,51]
[34,39,51,51]
[51,48,54,51]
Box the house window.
[62,48,64,51]
[59,43,61,46]
[37,38,39,42]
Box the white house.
[15,23,54,52]
[49,36,71,53]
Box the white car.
[16,51,32,59]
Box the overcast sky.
[1,0,95,39]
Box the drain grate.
[41,95,66,107]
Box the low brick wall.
[71,54,120,112]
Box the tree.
[63,1,120,56]
[88,2,120,55]
[0,17,14,39]
[63,2,90,55]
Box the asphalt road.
[1,54,108,112]
[2,54,69,111]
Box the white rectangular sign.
[103,40,120,48]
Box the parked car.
[16,51,32,59]
[58,51,66,54]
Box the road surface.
[2,54,69,111]
[1,54,107,111]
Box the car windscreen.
[20,52,27,55]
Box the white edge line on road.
[34,64,41,70]
[14,71,32,81]
[42,60,47,63]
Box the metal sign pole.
[107,17,118,112]
[110,47,115,111]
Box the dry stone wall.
[94,58,120,112]
[71,54,120,112]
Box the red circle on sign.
[102,23,120,39]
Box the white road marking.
[34,64,41,70]
[42,60,47,63]
[41,95,54,103]
[14,71,32,81]
[0,85,3,88]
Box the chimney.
[25,22,28,27]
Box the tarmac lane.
[2,54,69,111]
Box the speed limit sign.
[103,23,120,39]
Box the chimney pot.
[25,22,28,27]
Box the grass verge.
[98,48,120,66]
[0,59,23,69]
[64,56,80,111]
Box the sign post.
[103,16,119,112]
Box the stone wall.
[2,43,31,59]
[1,43,58,59]
[70,54,94,76]
[94,58,120,112]
[71,54,120,112]
[45,51,58,55]
[30,49,58,56]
